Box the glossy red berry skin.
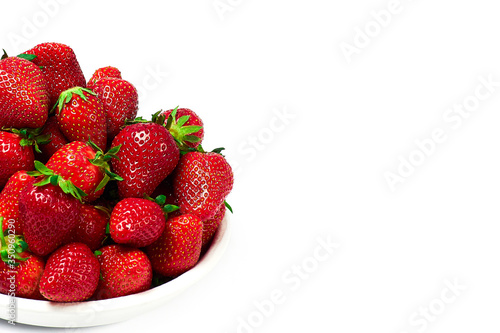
[0,131,35,188]
[0,56,49,129]
[146,214,203,277]
[94,245,152,300]
[111,122,179,199]
[39,242,100,302]
[110,198,166,248]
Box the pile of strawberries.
[0,42,233,302]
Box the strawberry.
[0,129,37,188]
[67,204,109,251]
[0,54,49,129]
[87,66,122,91]
[35,115,68,163]
[202,203,226,251]
[34,141,122,202]
[54,87,107,151]
[109,196,177,248]
[0,171,35,233]
[146,214,203,277]
[173,150,233,221]
[0,219,44,299]
[162,107,204,149]
[39,242,99,302]
[21,42,86,107]
[110,115,179,199]
[94,244,152,300]
[18,180,82,257]
[92,77,139,140]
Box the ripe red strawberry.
[40,141,122,202]
[173,151,233,221]
[94,244,152,300]
[18,181,82,257]
[109,198,166,247]
[162,107,204,149]
[21,42,86,106]
[92,77,139,140]
[202,203,226,251]
[35,115,68,163]
[0,171,35,233]
[110,119,179,199]
[0,219,44,299]
[0,130,36,188]
[146,214,203,277]
[67,204,109,251]
[87,66,122,91]
[39,242,99,302]
[0,54,49,129]
[54,87,107,151]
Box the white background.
[1,0,500,332]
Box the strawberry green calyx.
[16,53,37,62]
[144,194,179,218]
[0,217,29,266]
[26,161,88,202]
[224,200,233,214]
[52,86,97,113]
[1,126,51,154]
[126,108,202,152]
[87,140,124,192]
[163,107,203,150]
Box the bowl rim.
[0,214,231,328]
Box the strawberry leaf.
[154,195,166,206]
[163,204,179,213]
[211,147,225,155]
[1,49,8,60]
[180,125,203,135]
[95,174,110,193]
[184,135,201,143]
[176,115,190,127]
[49,175,60,186]
[224,200,233,214]
[55,177,87,202]
[34,160,55,176]
[16,53,37,62]
[87,139,102,153]
[33,177,51,187]
[107,145,121,156]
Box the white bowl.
[0,215,231,328]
